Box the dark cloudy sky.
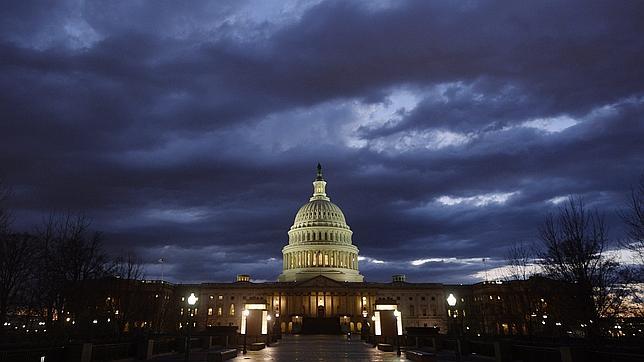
[1,0,643,284]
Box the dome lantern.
[311,163,329,201]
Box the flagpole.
[159,258,165,282]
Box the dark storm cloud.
[1,0,643,283]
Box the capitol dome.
[278,164,364,283]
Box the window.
[229,304,235,316]
[421,296,426,301]
[396,296,400,300]
[422,308,427,317]
[231,296,235,300]
[210,295,214,300]
[208,308,213,316]
[409,297,413,301]
[218,295,223,300]
[180,308,184,315]
[409,305,415,316]
[181,297,185,302]
[217,307,222,316]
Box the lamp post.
[242,309,249,354]
[185,293,198,362]
[394,310,401,356]
[266,315,272,347]
[447,293,457,336]
[371,315,377,347]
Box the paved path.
[231,335,408,362]
[150,335,492,361]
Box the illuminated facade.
[278,164,363,283]
[173,165,449,334]
[137,166,578,336]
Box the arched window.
[229,304,235,316]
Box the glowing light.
[447,293,457,307]
[374,311,382,336]
[375,304,397,311]
[187,293,198,306]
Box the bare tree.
[618,175,644,318]
[0,179,12,232]
[0,233,36,328]
[619,175,644,266]
[537,196,626,336]
[0,181,37,329]
[113,251,146,281]
[34,213,112,331]
[109,251,149,336]
[505,240,535,281]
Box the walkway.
[231,335,407,361]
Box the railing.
[511,343,561,362]
[152,336,177,355]
[0,346,66,362]
[91,343,133,362]
[587,350,644,362]
[467,339,495,357]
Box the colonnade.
[289,229,350,243]
[283,250,358,270]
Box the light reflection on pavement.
[231,334,408,361]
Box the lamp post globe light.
[394,310,402,356]
[185,293,198,362]
[371,315,377,348]
[446,293,458,336]
[242,309,250,354]
[266,314,272,347]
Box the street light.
[446,293,457,336]
[447,293,457,307]
[242,309,250,354]
[185,293,198,362]
[394,310,402,356]
[371,315,377,347]
[266,315,272,347]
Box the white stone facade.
[278,165,364,282]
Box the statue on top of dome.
[316,162,324,181]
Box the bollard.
[145,339,154,360]
[560,346,573,362]
[457,338,470,358]
[80,343,92,362]
[493,341,511,362]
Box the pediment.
[294,275,347,288]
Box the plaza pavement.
[152,334,492,361]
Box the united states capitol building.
[165,165,543,336]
